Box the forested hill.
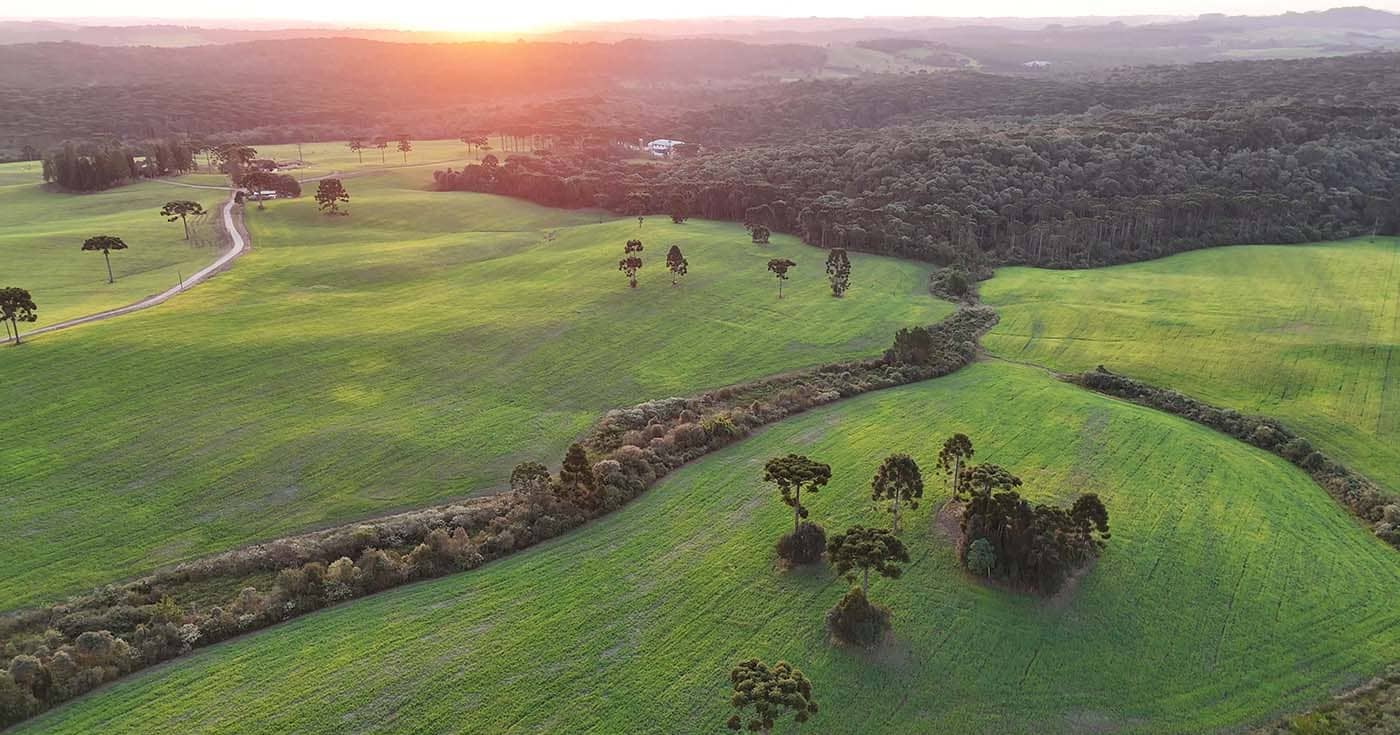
[437,52,1400,270]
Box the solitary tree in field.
[0,287,37,345]
[763,454,832,534]
[315,178,350,216]
[239,171,278,210]
[827,525,909,596]
[637,216,645,229]
[767,258,796,298]
[618,239,644,288]
[936,434,975,497]
[725,659,818,734]
[82,235,128,283]
[160,200,206,240]
[396,136,413,164]
[665,244,689,286]
[347,138,365,164]
[374,137,389,164]
[825,248,851,297]
[871,453,924,533]
[558,443,600,509]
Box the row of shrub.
[0,305,999,728]
[1073,367,1400,548]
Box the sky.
[6,0,1400,33]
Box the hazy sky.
[8,0,1400,32]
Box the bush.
[775,522,827,565]
[824,587,891,647]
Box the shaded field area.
[0,167,949,608]
[0,167,227,328]
[17,362,1399,734]
[982,238,1400,493]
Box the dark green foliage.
[870,453,923,532]
[212,143,256,176]
[826,525,909,595]
[749,224,771,244]
[559,443,599,509]
[965,537,996,577]
[665,244,689,286]
[889,326,934,365]
[775,521,826,566]
[509,462,552,498]
[959,489,1110,595]
[239,170,278,210]
[396,136,413,163]
[315,178,350,216]
[41,141,137,191]
[1258,663,1400,735]
[824,586,891,647]
[669,195,690,224]
[936,434,975,496]
[80,235,127,284]
[824,248,850,297]
[766,258,795,298]
[347,138,364,163]
[763,454,832,533]
[928,267,973,300]
[959,463,1022,498]
[160,200,206,240]
[725,658,818,733]
[618,239,644,288]
[0,287,37,345]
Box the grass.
[982,238,1400,494]
[0,168,228,328]
[16,361,1399,734]
[0,166,949,608]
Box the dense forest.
[435,53,1400,269]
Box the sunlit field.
[983,238,1400,494]
[0,166,949,608]
[0,165,227,328]
[18,362,1398,734]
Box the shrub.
[824,587,891,647]
[775,522,827,565]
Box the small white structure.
[646,139,686,157]
[1023,60,1052,68]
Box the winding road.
[2,189,247,345]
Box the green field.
[0,165,228,329]
[982,238,1400,493]
[18,362,1399,734]
[0,166,949,608]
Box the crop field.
[982,238,1400,493]
[0,167,228,328]
[17,361,1399,734]
[0,166,949,608]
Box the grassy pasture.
[17,362,1399,734]
[982,238,1400,494]
[0,170,227,328]
[0,166,949,608]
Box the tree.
[558,443,599,509]
[749,224,771,244]
[213,143,256,176]
[315,178,350,216]
[762,454,831,533]
[827,525,909,596]
[665,244,689,286]
[374,138,388,164]
[936,434,975,497]
[159,200,206,240]
[965,537,996,577]
[637,216,645,229]
[960,463,1022,497]
[889,326,934,365]
[0,287,37,345]
[618,239,644,288]
[20,145,40,161]
[347,138,365,164]
[481,154,499,169]
[239,171,280,210]
[725,659,818,734]
[397,136,413,164]
[81,235,127,284]
[870,453,923,533]
[824,248,851,297]
[509,462,553,498]
[669,195,690,224]
[767,258,796,299]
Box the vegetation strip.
[0,305,996,728]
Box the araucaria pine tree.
[725,658,818,734]
[825,248,851,297]
[767,258,796,298]
[619,239,644,288]
[81,235,128,284]
[665,244,689,285]
[558,443,600,509]
[870,453,923,533]
[936,434,975,497]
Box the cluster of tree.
[0,287,37,345]
[40,138,199,191]
[944,435,1112,595]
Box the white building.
[646,139,686,157]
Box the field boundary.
[1,191,247,345]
